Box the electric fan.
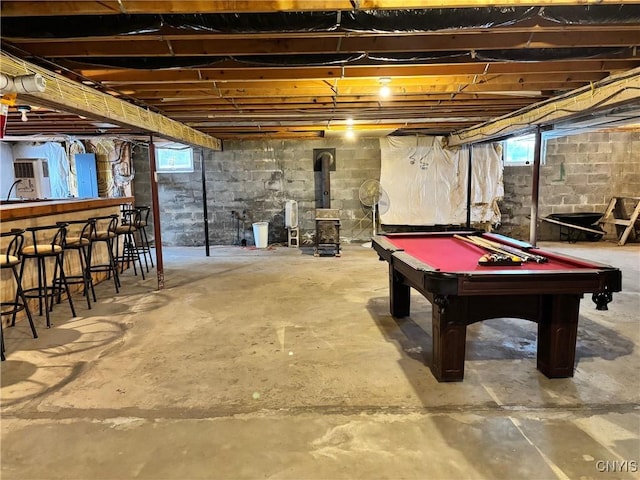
[358,179,390,246]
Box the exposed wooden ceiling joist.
[1,1,639,142]
[70,59,640,83]
[9,30,640,58]
[3,1,640,17]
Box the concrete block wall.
[499,131,640,241]
[133,138,381,247]
[132,132,638,247]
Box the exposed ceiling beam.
[10,30,640,57]
[2,1,640,17]
[0,52,221,150]
[70,60,640,83]
[2,3,639,141]
[448,66,640,145]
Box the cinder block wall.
[499,131,640,241]
[133,132,638,246]
[133,138,381,247]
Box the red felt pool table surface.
[385,233,597,272]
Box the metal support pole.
[529,126,543,246]
[148,135,164,289]
[466,144,473,228]
[201,149,210,256]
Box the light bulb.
[17,105,31,122]
[379,77,392,98]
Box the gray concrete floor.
[1,241,639,480]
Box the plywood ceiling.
[1,1,640,142]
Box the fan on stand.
[358,179,390,247]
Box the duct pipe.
[0,73,46,94]
[320,151,333,208]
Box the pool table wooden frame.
[372,231,622,382]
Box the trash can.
[252,222,269,248]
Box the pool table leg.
[537,294,581,378]
[389,265,411,317]
[432,298,467,382]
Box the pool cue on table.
[471,235,548,263]
[470,235,544,263]
[453,234,523,263]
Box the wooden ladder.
[599,196,640,245]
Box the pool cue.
[463,235,524,262]
[471,236,548,263]
[453,234,523,262]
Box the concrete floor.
[1,241,638,480]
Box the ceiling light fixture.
[16,105,31,122]
[379,78,391,98]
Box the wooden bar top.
[0,197,134,222]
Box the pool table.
[371,231,622,382]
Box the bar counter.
[1,197,133,224]
[1,197,134,328]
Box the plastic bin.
[252,222,269,248]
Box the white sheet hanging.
[379,136,502,226]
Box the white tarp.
[379,136,503,226]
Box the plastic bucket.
[252,222,269,248]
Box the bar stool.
[114,208,145,280]
[134,205,154,272]
[56,219,96,309]
[19,224,76,328]
[1,229,38,361]
[87,215,121,294]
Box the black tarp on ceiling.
[2,5,640,37]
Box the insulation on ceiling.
[2,5,640,38]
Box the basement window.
[156,143,194,173]
[502,134,544,166]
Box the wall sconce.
[17,105,31,122]
[379,77,391,98]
